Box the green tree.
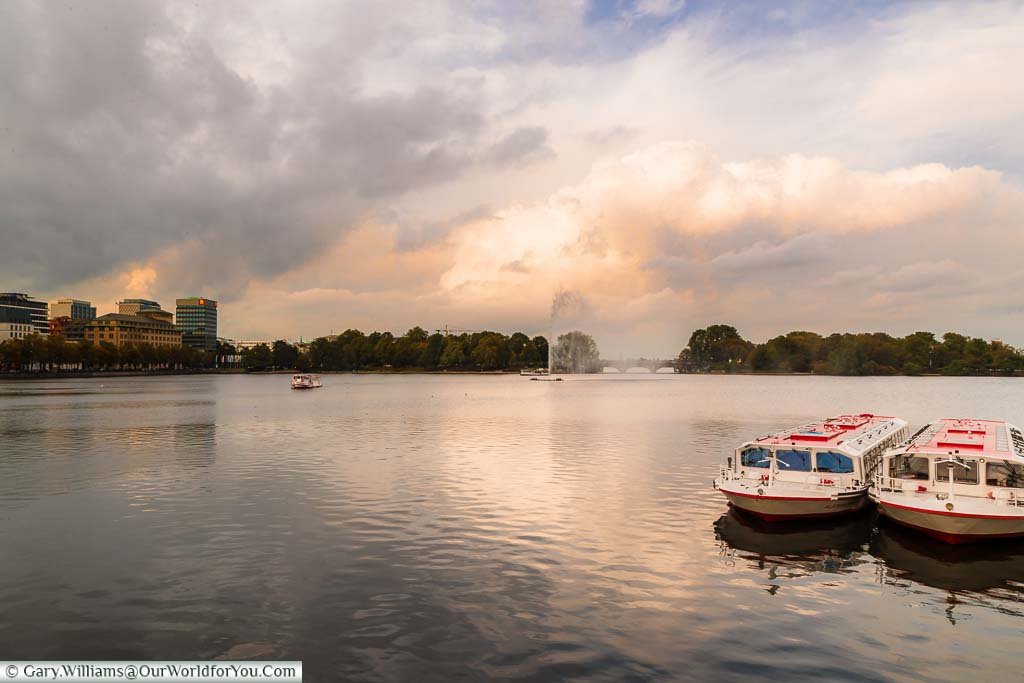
[532,336,549,368]
[439,337,467,367]
[97,341,119,369]
[418,333,445,368]
[79,340,97,370]
[243,343,273,370]
[471,333,509,370]
[685,325,752,371]
[272,340,299,369]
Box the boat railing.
[874,476,906,493]
[717,466,861,491]
[717,465,741,481]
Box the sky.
[2,0,1022,356]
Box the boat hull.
[878,500,1024,544]
[718,486,869,521]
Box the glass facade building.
[176,297,218,352]
[51,298,96,321]
[0,293,49,335]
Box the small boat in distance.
[520,368,550,376]
[291,373,323,390]
[873,418,1024,544]
[715,414,909,521]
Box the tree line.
[0,334,217,372]
[677,324,1024,376]
[241,328,551,372]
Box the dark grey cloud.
[708,233,827,273]
[500,259,531,273]
[0,1,500,298]
[484,126,555,168]
[394,204,494,252]
[582,125,639,148]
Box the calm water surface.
[1,374,1023,681]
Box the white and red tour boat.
[872,418,1024,544]
[714,414,909,521]
[290,373,323,390]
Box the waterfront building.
[0,309,35,341]
[0,293,49,336]
[49,316,72,337]
[50,298,96,321]
[176,297,218,352]
[117,298,161,315]
[234,340,272,351]
[70,313,182,348]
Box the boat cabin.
[731,414,909,485]
[878,419,1024,500]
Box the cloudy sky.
[3,0,1022,355]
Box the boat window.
[985,461,1024,488]
[816,451,854,474]
[889,455,930,480]
[775,449,812,472]
[740,447,772,468]
[935,459,979,484]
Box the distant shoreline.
[2,369,1021,380]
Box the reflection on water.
[871,519,1024,622]
[2,374,1024,681]
[716,509,873,577]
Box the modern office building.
[70,314,182,348]
[50,298,96,321]
[0,293,49,335]
[0,308,35,341]
[117,298,161,315]
[176,297,218,352]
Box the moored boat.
[520,368,550,377]
[291,373,323,390]
[872,418,1024,544]
[714,414,909,521]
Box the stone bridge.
[599,358,677,373]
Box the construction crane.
[435,324,480,336]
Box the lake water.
[1,374,1023,681]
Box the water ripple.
[2,374,1024,680]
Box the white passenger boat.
[520,368,550,377]
[714,414,909,521]
[290,373,323,390]
[873,418,1024,544]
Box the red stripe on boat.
[721,490,835,502]
[880,500,1024,520]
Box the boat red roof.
[905,418,1024,460]
[752,413,905,453]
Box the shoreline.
[1,369,1020,380]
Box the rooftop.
[753,413,907,455]
[91,313,177,329]
[905,418,1023,461]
